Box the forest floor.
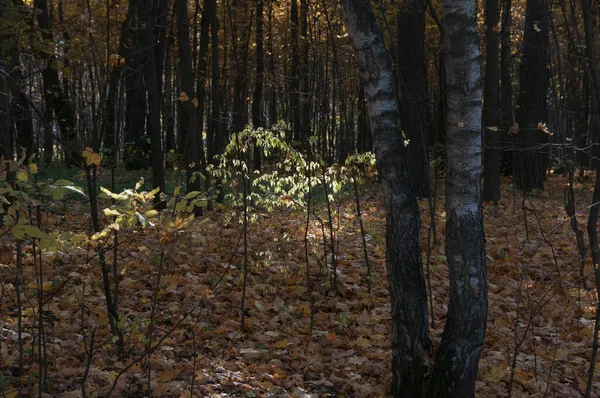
[1,171,600,397]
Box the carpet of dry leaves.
[1,173,599,397]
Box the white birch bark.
[427,0,488,396]
[342,1,429,396]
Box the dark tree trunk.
[500,0,513,126]
[300,0,310,139]
[122,0,148,169]
[35,0,79,166]
[9,49,34,156]
[397,0,430,198]
[176,0,201,195]
[581,1,600,393]
[290,0,301,141]
[231,1,252,134]
[483,0,502,202]
[193,0,212,176]
[267,0,277,127]
[163,33,176,153]
[500,0,513,176]
[208,2,222,162]
[515,0,550,191]
[342,1,428,396]
[252,0,265,171]
[139,1,166,208]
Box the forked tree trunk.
[341,1,428,396]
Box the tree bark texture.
[342,1,428,396]
[427,0,487,396]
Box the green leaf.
[12,225,47,240]
[51,188,66,201]
[144,210,159,218]
[53,179,75,186]
[12,225,25,239]
[184,191,201,200]
[175,201,187,212]
[39,238,57,251]
[16,170,28,182]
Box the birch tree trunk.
[341,1,428,396]
[427,0,487,396]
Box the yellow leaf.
[261,381,274,390]
[145,210,159,218]
[457,122,465,128]
[16,170,28,182]
[192,98,199,108]
[177,91,189,102]
[158,370,176,382]
[104,208,122,217]
[82,147,101,166]
[3,390,19,398]
[483,365,507,383]
[355,337,371,349]
[28,163,38,175]
[108,54,122,67]
[297,302,311,317]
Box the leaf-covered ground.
[1,173,599,397]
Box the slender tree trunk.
[300,0,310,140]
[267,0,277,126]
[139,1,166,208]
[122,0,147,169]
[9,48,34,156]
[397,0,430,198]
[231,1,252,134]
[35,0,79,166]
[342,1,428,396]
[500,0,513,127]
[193,0,212,175]
[208,2,221,162]
[252,0,265,171]
[176,0,200,195]
[499,0,514,175]
[581,0,600,395]
[290,0,301,141]
[515,0,550,191]
[427,1,487,396]
[483,0,501,202]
